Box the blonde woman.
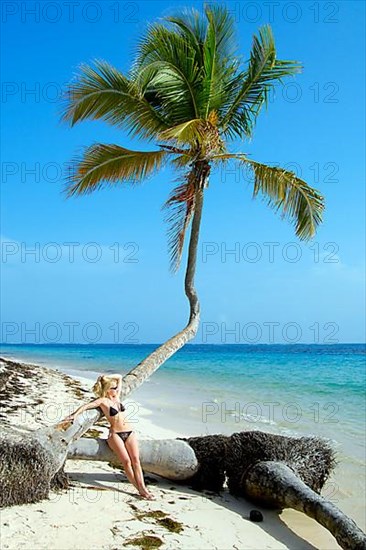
[65,373,154,500]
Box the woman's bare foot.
[139,488,155,500]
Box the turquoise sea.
[1,343,365,529]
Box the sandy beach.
[0,357,343,550]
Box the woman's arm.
[64,397,104,421]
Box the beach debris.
[135,510,167,521]
[133,510,184,534]
[110,527,119,536]
[83,428,103,439]
[156,517,184,534]
[249,510,263,522]
[122,534,163,549]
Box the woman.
[65,373,154,500]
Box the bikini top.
[109,402,125,417]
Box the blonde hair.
[92,375,118,398]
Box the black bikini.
[116,431,133,442]
[109,402,125,416]
[108,402,132,442]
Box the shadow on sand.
[67,469,337,549]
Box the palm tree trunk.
[68,437,199,480]
[243,461,366,550]
[120,161,209,398]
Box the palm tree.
[62,4,324,397]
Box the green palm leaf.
[166,8,207,64]
[221,25,302,139]
[61,60,169,140]
[131,24,201,121]
[166,6,241,120]
[213,154,324,239]
[200,4,237,117]
[66,144,168,197]
[133,59,200,122]
[249,160,324,239]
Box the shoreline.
[0,356,345,549]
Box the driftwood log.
[1,410,365,550]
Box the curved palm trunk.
[120,162,209,399]
[243,461,366,550]
[1,162,210,503]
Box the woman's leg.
[107,433,139,491]
[125,432,154,499]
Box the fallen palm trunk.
[243,461,366,550]
[184,432,366,550]
[2,421,366,550]
[68,437,199,480]
[224,431,335,496]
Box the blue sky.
[1,0,365,344]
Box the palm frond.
[131,24,202,121]
[65,144,168,197]
[61,60,169,140]
[166,5,241,120]
[199,4,238,117]
[221,25,302,139]
[166,7,207,47]
[204,4,237,60]
[158,119,206,144]
[162,175,196,272]
[166,8,205,67]
[133,59,200,122]
[248,160,324,239]
[212,154,324,239]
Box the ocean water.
[1,343,365,529]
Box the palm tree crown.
[62,4,324,272]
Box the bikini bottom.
[115,430,133,442]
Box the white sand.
[0,358,342,550]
